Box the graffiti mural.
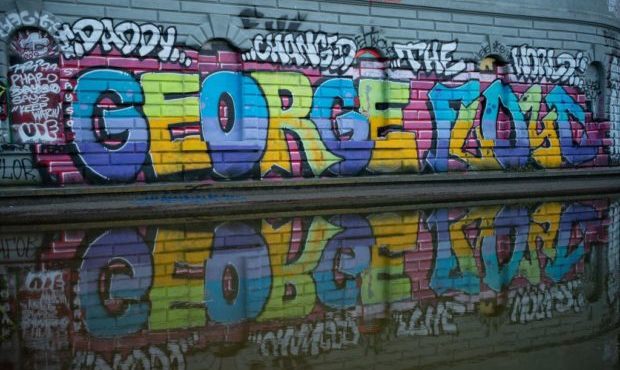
[0,18,612,185]
[8,28,62,144]
[0,198,615,368]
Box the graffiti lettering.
[72,334,197,370]
[510,45,588,88]
[508,280,585,323]
[394,302,465,337]
[391,40,466,76]
[0,24,609,186]
[67,69,603,183]
[242,31,357,73]
[24,271,65,292]
[58,18,192,67]
[0,156,39,182]
[0,10,61,39]
[250,313,359,357]
[9,29,62,144]
[62,201,604,337]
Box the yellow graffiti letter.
[449,101,501,169]
[520,85,561,168]
[150,228,213,330]
[141,73,211,177]
[359,79,418,173]
[362,212,418,305]
[258,217,341,320]
[252,72,340,176]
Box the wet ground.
[0,195,618,369]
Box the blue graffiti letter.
[78,229,153,337]
[200,71,268,178]
[427,80,480,172]
[311,78,372,175]
[72,70,148,182]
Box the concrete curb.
[2,167,620,198]
[1,168,620,226]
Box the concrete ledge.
[2,168,620,227]
[3,167,620,198]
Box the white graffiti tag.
[391,40,466,76]
[249,313,359,357]
[393,301,465,337]
[508,280,585,323]
[0,10,61,39]
[242,31,357,73]
[58,18,192,67]
[72,334,198,370]
[510,45,588,88]
[9,58,61,143]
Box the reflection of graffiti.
[0,82,8,143]
[0,199,614,367]
[608,201,620,304]
[394,302,465,337]
[391,40,466,76]
[24,271,64,292]
[239,8,306,32]
[73,333,198,370]
[250,312,359,357]
[58,18,192,67]
[63,200,605,336]
[510,45,588,88]
[0,232,43,260]
[242,31,357,73]
[20,270,69,350]
[508,280,585,323]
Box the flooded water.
[0,197,619,370]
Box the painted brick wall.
[0,198,617,368]
[0,0,618,186]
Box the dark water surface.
[1,197,619,369]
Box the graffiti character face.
[10,29,57,60]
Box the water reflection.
[0,198,618,369]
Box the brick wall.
[0,0,618,186]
